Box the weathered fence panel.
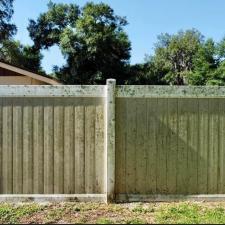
[115,86,225,199]
[0,86,105,195]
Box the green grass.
[96,218,115,224]
[0,203,44,224]
[156,203,225,224]
[1,202,225,224]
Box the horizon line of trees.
[1,0,225,85]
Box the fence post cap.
[106,79,116,85]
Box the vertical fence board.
[12,98,23,194]
[115,98,126,194]
[167,98,178,194]
[85,100,96,194]
[126,98,137,194]
[2,99,13,194]
[75,100,85,193]
[218,99,225,193]
[136,99,147,194]
[44,99,54,194]
[156,98,168,194]
[187,99,198,194]
[23,98,33,194]
[54,98,64,194]
[208,99,219,194]
[64,99,74,194]
[198,99,209,194]
[146,98,158,194]
[33,99,44,194]
[177,99,188,194]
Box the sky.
[12,0,225,74]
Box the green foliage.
[0,40,43,73]
[126,58,168,85]
[188,38,217,85]
[0,0,16,42]
[0,0,43,74]
[2,0,225,85]
[207,61,225,85]
[28,1,80,50]
[28,2,131,84]
[138,29,225,86]
[153,29,204,85]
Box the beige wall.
[0,76,47,85]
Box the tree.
[28,1,80,50]
[153,29,204,85]
[0,40,43,73]
[189,38,217,85]
[0,0,16,42]
[0,0,43,73]
[125,56,168,85]
[28,2,131,84]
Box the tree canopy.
[28,2,131,84]
[0,0,16,42]
[1,1,225,85]
[0,0,43,73]
[137,29,225,86]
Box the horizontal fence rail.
[116,85,225,98]
[0,85,105,97]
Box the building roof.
[0,60,61,85]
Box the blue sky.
[13,0,225,73]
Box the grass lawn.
[0,202,225,224]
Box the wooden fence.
[0,86,107,202]
[1,82,225,202]
[115,86,225,202]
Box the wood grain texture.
[135,99,147,194]
[218,99,225,194]
[208,99,219,194]
[115,98,127,194]
[167,98,178,194]
[74,100,85,194]
[125,98,137,194]
[146,98,158,194]
[0,94,105,195]
[1,92,225,197]
[186,98,198,194]
[85,100,96,194]
[198,99,209,194]
[44,99,54,194]
[13,98,23,194]
[63,99,75,194]
[33,99,44,194]
[115,97,223,195]
[53,98,64,194]
[23,98,33,194]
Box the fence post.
[105,79,116,203]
